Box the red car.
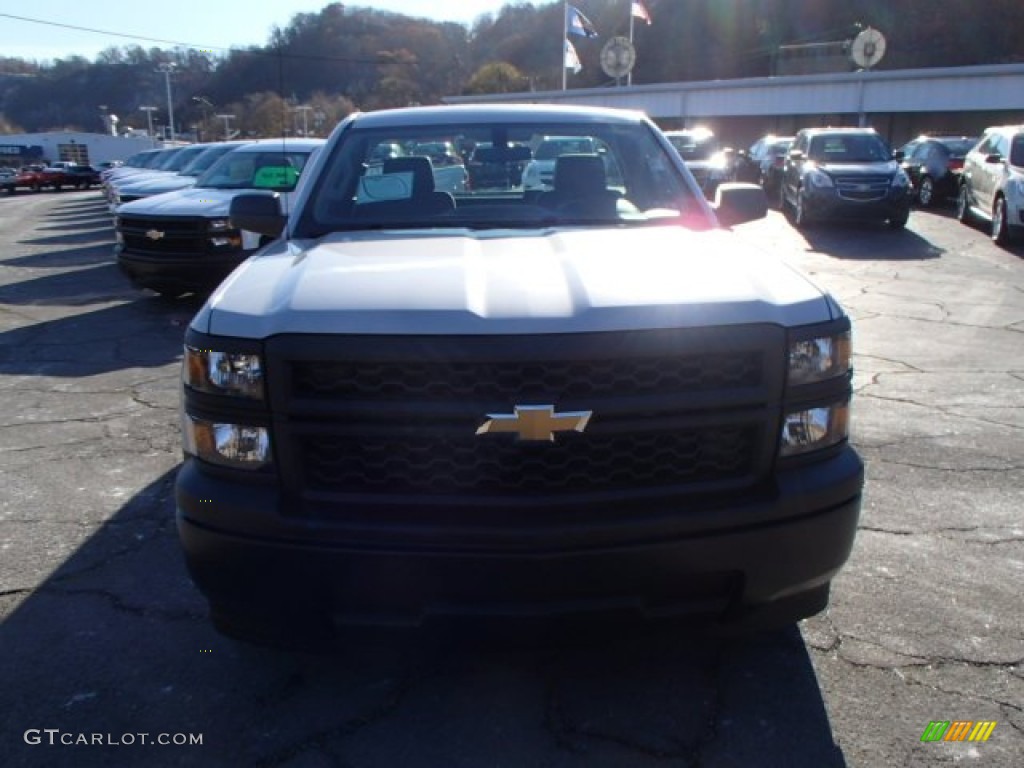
[10,165,68,192]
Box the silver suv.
[957,125,1024,246]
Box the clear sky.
[0,1,519,62]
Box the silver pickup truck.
[175,104,862,646]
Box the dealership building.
[448,62,1024,149]
[0,131,159,168]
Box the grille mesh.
[292,353,761,401]
[301,426,758,494]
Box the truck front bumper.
[176,446,863,630]
[116,247,249,295]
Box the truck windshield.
[297,120,705,236]
[195,150,314,190]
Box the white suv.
[957,125,1024,246]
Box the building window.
[58,143,89,164]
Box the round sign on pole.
[600,36,636,80]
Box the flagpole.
[562,1,568,91]
[628,3,635,86]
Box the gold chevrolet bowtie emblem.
[145,229,165,240]
[475,405,592,442]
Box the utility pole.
[155,63,176,141]
[215,114,236,141]
[140,106,158,147]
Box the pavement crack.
[877,460,1023,473]
[899,671,1024,714]
[252,671,416,768]
[41,585,204,622]
[858,525,1024,544]
[543,677,690,760]
[0,587,35,598]
[0,410,140,430]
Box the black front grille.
[267,328,783,506]
[301,426,759,494]
[834,174,891,201]
[118,215,208,256]
[293,353,761,401]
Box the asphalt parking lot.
[0,189,1021,767]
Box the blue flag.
[567,4,599,38]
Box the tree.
[465,62,529,94]
[0,113,24,134]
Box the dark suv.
[780,127,913,229]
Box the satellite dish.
[600,36,636,80]
[850,27,886,70]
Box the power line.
[0,11,227,52]
[0,12,383,65]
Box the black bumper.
[802,188,912,222]
[176,446,863,628]
[116,247,249,294]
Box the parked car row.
[112,138,325,297]
[0,163,100,193]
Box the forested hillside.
[1,0,1020,135]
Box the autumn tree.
[465,62,530,94]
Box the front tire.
[917,175,936,207]
[793,190,813,228]
[991,196,1009,245]
[888,212,909,230]
[956,184,972,224]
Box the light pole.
[192,96,213,142]
[155,63,176,141]
[293,105,312,136]
[140,106,158,146]
[215,114,236,141]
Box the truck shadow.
[0,469,847,767]
[3,244,114,270]
[797,222,943,260]
[0,271,200,374]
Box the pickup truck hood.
[196,227,834,338]
[118,175,196,196]
[118,187,274,217]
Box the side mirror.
[230,193,286,238]
[788,149,805,161]
[893,150,905,162]
[984,153,1003,164]
[713,182,767,227]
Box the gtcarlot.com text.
[24,729,203,747]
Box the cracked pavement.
[0,192,1021,766]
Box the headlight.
[780,402,849,457]
[208,218,231,231]
[708,152,730,171]
[208,235,243,249]
[807,169,834,188]
[892,170,911,188]
[788,331,851,386]
[183,415,271,470]
[184,346,264,399]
